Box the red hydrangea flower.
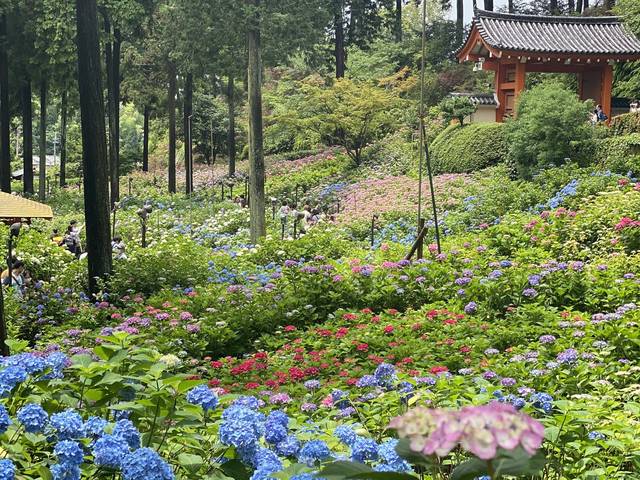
[343,313,358,321]
[384,325,395,334]
[284,325,297,332]
[430,365,449,375]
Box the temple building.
[456,10,640,122]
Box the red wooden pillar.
[495,63,505,122]
[514,61,526,113]
[601,64,613,120]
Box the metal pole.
[281,220,285,240]
[6,236,12,288]
[221,183,225,201]
[370,214,377,247]
[293,217,297,240]
[112,206,117,238]
[141,221,147,248]
[0,281,7,356]
[418,0,441,254]
[210,117,214,165]
[128,177,132,196]
[417,218,425,259]
[188,115,193,194]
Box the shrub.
[438,96,477,126]
[591,134,640,175]
[506,83,593,178]
[609,112,640,135]
[430,123,509,173]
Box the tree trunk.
[38,80,47,201]
[334,8,345,79]
[75,0,113,293]
[508,0,514,13]
[60,88,68,186]
[484,0,494,10]
[227,75,236,176]
[113,28,121,201]
[142,105,149,172]
[395,0,402,42]
[568,0,575,12]
[456,0,464,46]
[167,63,176,193]
[183,72,193,194]
[549,0,558,13]
[583,0,589,9]
[0,14,9,193]
[576,0,583,12]
[247,0,265,242]
[104,15,119,206]
[604,0,614,11]
[21,80,33,194]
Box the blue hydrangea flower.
[264,422,287,444]
[17,403,48,433]
[4,353,46,374]
[93,434,130,468]
[50,463,80,480]
[298,440,331,466]
[334,425,357,446]
[588,431,605,440]
[230,396,260,410]
[530,392,554,414]
[0,404,11,434]
[351,437,378,462]
[186,385,219,411]
[0,459,15,480]
[44,352,69,380]
[303,380,320,390]
[356,375,378,388]
[113,419,141,449]
[377,439,411,472]
[0,366,28,396]
[54,440,84,466]
[275,435,300,457]
[266,410,289,428]
[50,410,84,440]
[84,416,108,438]
[121,448,174,480]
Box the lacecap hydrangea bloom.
[389,403,544,460]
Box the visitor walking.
[594,104,608,123]
[62,226,82,258]
[1,260,27,296]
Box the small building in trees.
[0,192,53,225]
[456,10,640,122]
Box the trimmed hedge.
[610,112,640,136]
[430,123,508,173]
[593,133,640,174]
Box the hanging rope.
[417,0,442,254]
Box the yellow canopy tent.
[0,192,53,224]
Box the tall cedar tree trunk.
[395,0,402,42]
[227,76,236,176]
[334,9,345,78]
[568,0,575,12]
[22,81,33,194]
[576,0,583,12]
[104,15,120,205]
[142,105,149,172]
[75,0,113,292]
[113,29,121,201]
[456,0,463,46]
[0,14,9,193]
[604,0,614,11]
[248,0,266,241]
[550,0,558,13]
[583,0,589,9]
[508,0,514,12]
[183,72,193,194]
[167,63,176,193]
[60,89,68,186]
[38,80,47,201]
[484,0,494,10]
